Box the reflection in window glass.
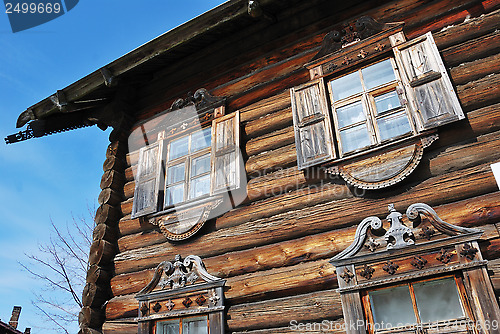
[374,91,401,114]
[167,164,185,184]
[170,136,189,160]
[183,316,208,334]
[336,101,366,128]
[340,124,371,153]
[189,175,210,199]
[191,154,211,176]
[369,285,417,327]
[362,59,396,90]
[330,71,363,101]
[413,278,464,323]
[157,320,180,334]
[377,112,412,141]
[165,183,184,206]
[191,128,212,152]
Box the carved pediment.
[332,202,482,262]
[138,255,224,296]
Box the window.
[131,109,241,219]
[157,315,208,334]
[291,31,465,170]
[363,276,472,333]
[328,58,414,155]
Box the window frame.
[361,274,475,334]
[327,58,417,157]
[164,126,213,209]
[156,314,209,334]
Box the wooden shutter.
[131,140,164,218]
[291,78,336,170]
[211,111,241,194]
[393,32,464,131]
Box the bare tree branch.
[20,207,95,333]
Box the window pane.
[369,285,417,328]
[191,154,211,177]
[165,183,184,206]
[340,124,371,153]
[189,174,210,199]
[169,136,189,160]
[183,316,208,334]
[374,91,401,114]
[336,101,366,128]
[191,128,212,152]
[330,71,363,101]
[157,320,180,334]
[362,59,396,90]
[377,111,412,141]
[413,278,464,323]
[167,163,185,184]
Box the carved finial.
[385,205,414,249]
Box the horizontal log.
[227,289,343,332]
[456,72,500,112]
[98,188,123,207]
[82,282,108,308]
[114,162,498,276]
[79,306,104,328]
[246,143,297,177]
[94,204,121,226]
[86,264,111,286]
[117,216,143,236]
[244,107,293,139]
[103,155,126,173]
[89,239,116,266]
[102,319,137,334]
[93,223,117,243]
[123,180,134,200]
[246,126,295,157]
[442,30,500,68]
[100,169,125,191]
[240,89,290,123]
[232,322,345,334]
[433,8,500,50]
[120,198,133,217]
[110,192,500,298]
[450,53,500,86]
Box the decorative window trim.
[136,255,226,334]
[330,203,500,334]
[291,16,465,190]
[130,89,244,240]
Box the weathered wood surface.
[102,320,137,334]
[93,223,117,243]
[79,306,104,328]
[246,126,295,157]
[98,188,123,207]
[103,155,126,173]
[79,326,103,334]
[82,282,108,308]
[112,188,500,296]
[117,128,500,253]
[86,264,111,286]
[100,169,125,190]
[89,239,116,266]
[95,204,121,226]
[450,53,500,86]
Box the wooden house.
[6,0,500,333]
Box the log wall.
[98,1,500,333]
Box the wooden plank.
[240,90,291,122]
[245,126,295,157]
[450,53,500,86]
[441,30,500,68]
[113,162,498,275]
[245,143,297,177]
[102,319,137,334]
[244,107,293,139]
[456,72,500,112]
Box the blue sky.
[0,1,225,332]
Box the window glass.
[191,154,211,177]
[369,285,417,327]
[167,163,185,184]
[413,277,464,323]
[377,111,412,141]
[336,101,366,128]
[189,174,211,199]
[362,59,396,90]
[374,91,401,114]
[340,124,371,153]
[165,183,184,206]
[157,320,180,334]
[170,136,189,160]
[330,71,363,101]
[183,316,208,334]
[191,128,212,152]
